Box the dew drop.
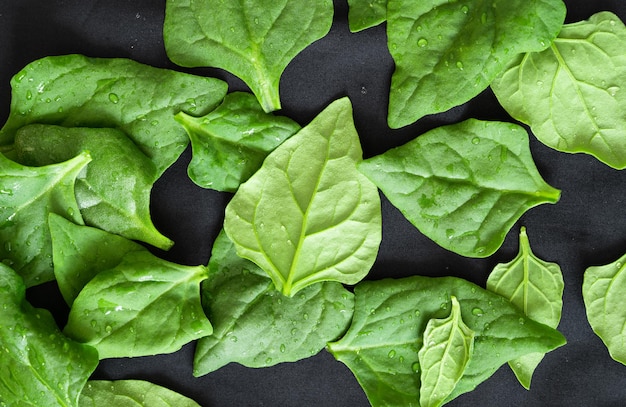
[461,5,469,14]
[105,325,112,333]
[388,350,396,358]
[446,228,455,239]
[90,320,97,328]
[418,38,428,47]
[608,86,620,96]
[265,357,273,365]
[108,93,119,104]
[26,90,33,100]
[472,307,484,317]
[456,61,464,70]
[280,344,286,353]
[472,137,480,145]
[518,317,525,325]
[411,362,420,373]
[537,80,544,86]
[303,313,309,320]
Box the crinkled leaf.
[358,119,560,258]
[163,0,333,112]
[386,0,565,128]
[0,54,228,175]
[347,0,387,32]
[193,230,354,376]
[176,92,300,192]
[48,213,146,306]
[64,251,212,359]
[224,98,381,296]
[419,296,474,407]
[487,226,564,389]
[327,276,566,407]
[15,124,172,250]
[79,380,200,407]
[491,12,626,169]
[0,263,99,407]
[0,152,90,287]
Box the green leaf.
[193,230,354,376]
[224,97,381,296]
[583,251,626,365]
[491,12,626,169]
[419,296,474,407]
[0,152,90,287]
[0,263,99,407]
[347,0,387,32]
[0,54,228,175]
[487,226,564,389]
[386,0,565,128]
[163,0,333,112]
[327,276,566,407]
[64,251,212,359]
[15,124,172,250]
[175,92,301,192]
[49,213,146,305]
[358,119,560,258]
[79,380,200,407]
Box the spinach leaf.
[224,97,381,296]
[583,252,626,365]
[64,251,212,359]
[386,0,565,128]
[49,213,146,305]
[0,263,99,407]
[491,12,626,169]
[358,119,560,258]
[487,226,564,389]
[163,0,333,112]
[15,124,172,250]
[0,54,228,175]
[0,152,90,287]
[327,276,566,407]
[193,230,354,376]
[79,380,200,407]
[418,296,474,407]
[175,92,300,192]
[347,0,387,32]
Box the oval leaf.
[79,380,200,407]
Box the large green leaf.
[224,97,381,296]
[0,54,228,175]
[347,0,387,32]
[491,12,626,169]
[0,152,90,286]
[164,0,333,112]
[64,251,212,359]
[194,230,353,376]
[327,276,566,407]
[15,124,172,250]
[79,380,200,407]
[175,92,300,192]
[487,226,564,389]
[386,0,565,128]
[0,263,99,407]
[358,119,560,258]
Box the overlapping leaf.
[79,380,200,407]
[347,0,387,32]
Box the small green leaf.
[79,380,201,407]
[358,119,560,258]
[347,0,387,32]
[487,227,564,389]
[492,12,626,168]
[224,97,381,296]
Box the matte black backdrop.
[2,1,626,406]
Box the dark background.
[2,1,626,406]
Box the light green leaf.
[358,119,560,258]
[419,296,474,407]
[386,0,565,128]
[194,230,354,375]
[0,152,90,287]
[327,276,566,407]
[15,124,172,250]
[487,226,564,389]
[0,263,99,407]
[79,380,200,407]
[491,12,626,169]
[64,251,212,359]
[164,0,333,112]
[224,97,381,296]
[176,92,300,192]
[347,0,387,32]
[0,54,228,175]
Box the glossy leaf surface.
[327,276,566,407]
[164,0,333,112]
[487,227,564,389]
[386,0,565,128]
[79,380,200,407]
[347,0,387,32]
[491,12,626,168]
[194,231,354,375]
[358,119,560,258]
[224,98,381,296]
[176,92,300,192]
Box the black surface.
[2,1,626,406]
